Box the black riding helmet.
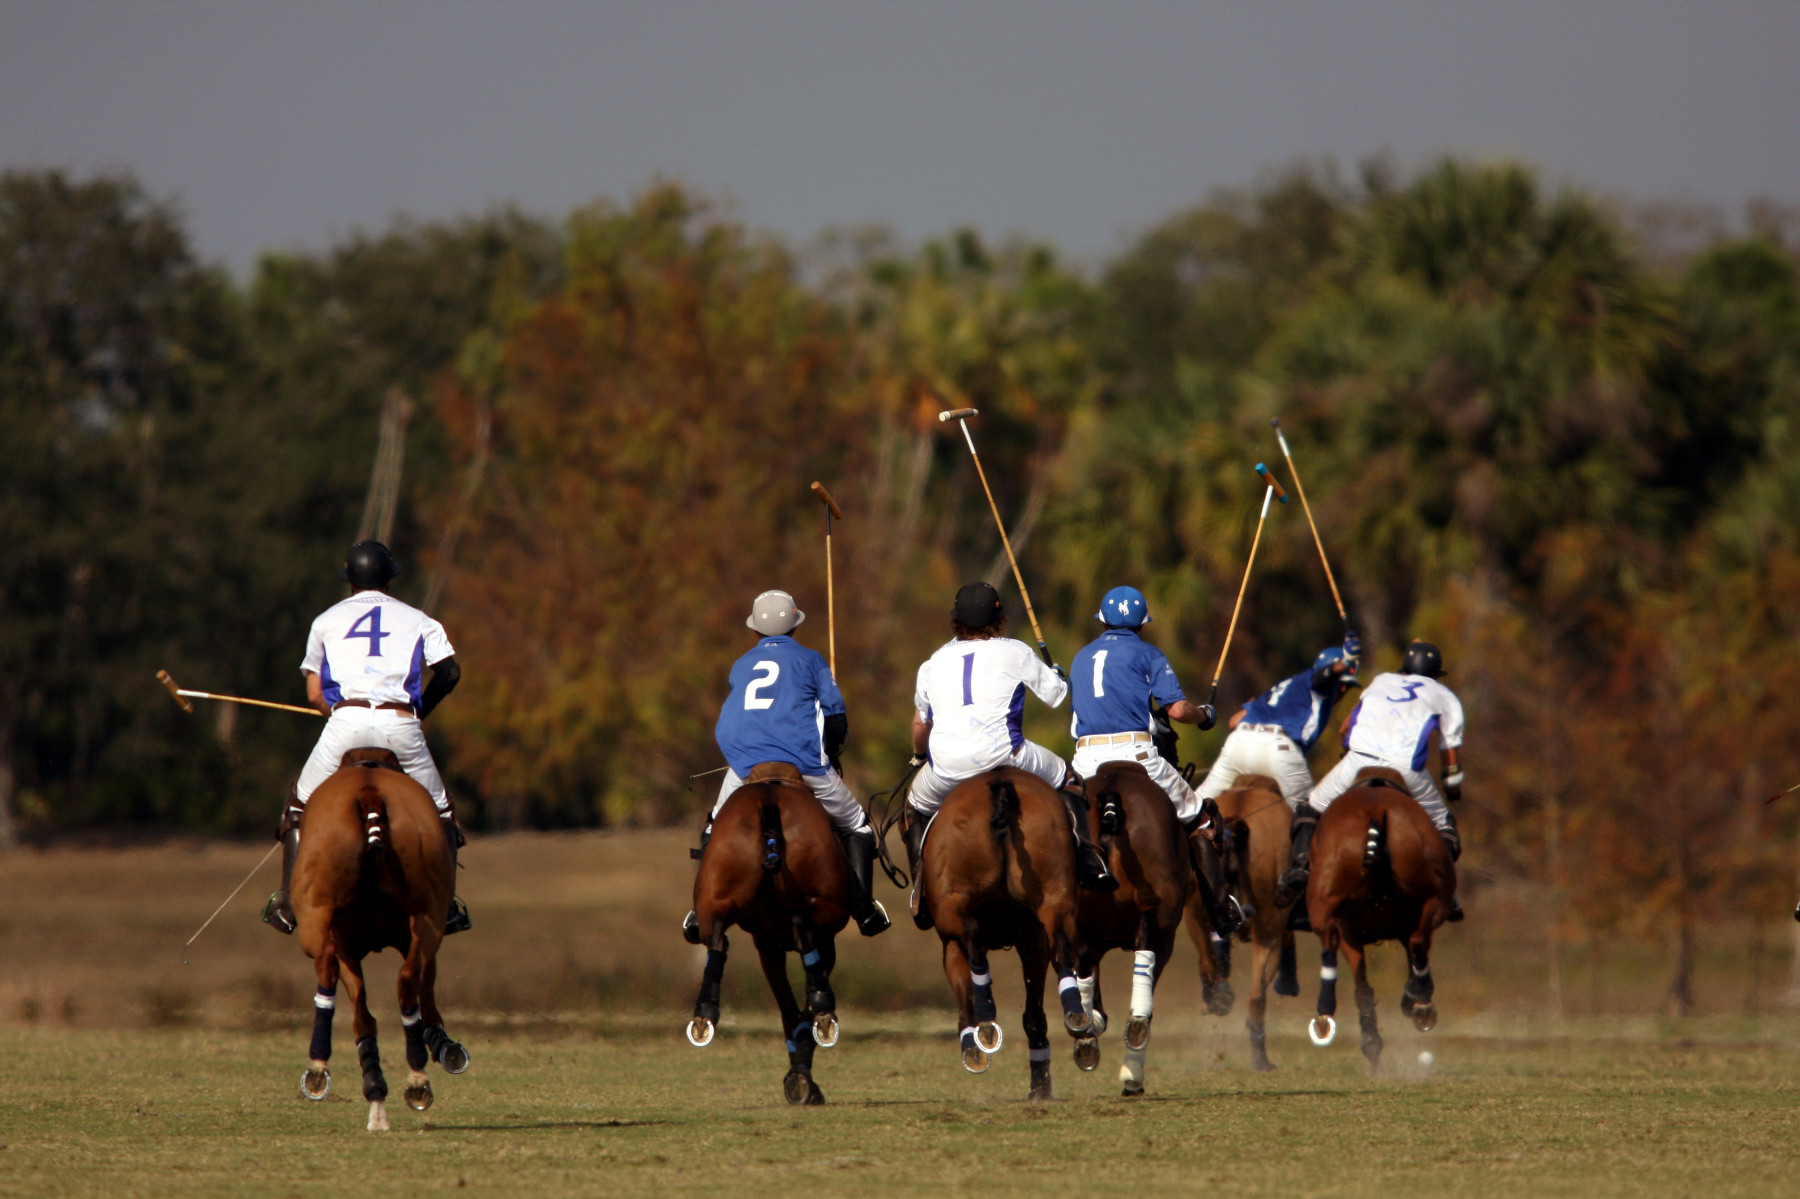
[341,541,401,591]
[953,581,1004,629]
[1401,640,1445,678]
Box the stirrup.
[857,900,892,937]
[1076,848,1120,893]
[262,891,296,936]
[681,909,702,945]
[1274,867,1308,908]
[444,896,471,936]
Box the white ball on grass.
[1417,1050,1434,1068]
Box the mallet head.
[157,670,195,713]
[937,407,979,422]
[1254,462,1290,503]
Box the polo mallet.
[810,480,844,678]
[1207,465,1289,710]
[1271,418,1348,631]
[157,670,321,718]
[937,407,1057,670]
[182,842,282,964]
[1764,781,1800,806]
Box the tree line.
[5,162,1799,1007]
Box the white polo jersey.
[915,636,1067,777]
[300,591,454,711]
[1340,672,1464,770]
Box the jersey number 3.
[745,661,780,710]
[346,607,388,656]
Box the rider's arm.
[1227,707,1247,730]
[304,670,329,717]
[419,656,461,720]
[911,712,932,759]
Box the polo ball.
[1418,1050,1434,1068]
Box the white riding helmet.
[746,590,806,636]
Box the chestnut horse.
[1070,761,1190,1096]
[1305,767,1455,1071]
[911,767,1093,1101]
[686,762,850,1105]
[293,749,470,1132]
[1185,774,1301,1071]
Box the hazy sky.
[2,1,1796,276]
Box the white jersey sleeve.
[1437,683,1465,750]
[1021,645,1068,708]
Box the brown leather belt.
[332,700,416,714]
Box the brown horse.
[686,762,850,1105]
[1184,774,1301,1071]
[1305,767,1455,1071]
[293,749,470,1131]
[1070,761,1190,1096]
[912,767,1093,1101]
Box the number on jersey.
[346,607,389,656]
[745,661,780,709]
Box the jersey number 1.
[1091,649,1108,697]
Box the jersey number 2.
[745,661,780,710]
[346,607,388,656]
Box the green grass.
[4,1016,1798,1198]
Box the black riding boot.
[1184,815,1244,937]
[1441,825,1465,922]
[843,830,891,937]
[1274,803,1320,908]
[683,823,712,945]
[261,798,303,935]
[904,813,933,930]
[440,811,471,935]
[1060,781,1119,893]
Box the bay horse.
[1305,766,1455,1071]
[912,767,1093,1101]
[1184,774,1301,1071]
[686,762,849,1106]
[1070,761,1189,1096]
[293,748,470,1132]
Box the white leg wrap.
[1076,973,1097,1021]
[1120,1043,1147,1086]
[1130,950,1156,1020]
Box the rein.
[866,760,923,889]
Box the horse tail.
[759,790,785,872]
[1096,779,1125,836]
[1361,808,1388,874]
[988,776,1020,839]
[356,785,389,854]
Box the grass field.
[3,831,1800,1197]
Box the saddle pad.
[339,747,402,772]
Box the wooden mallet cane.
[1207,465,1289,710]
[809,481,844,678]
[938,407,1058,671]
[157,670,323,718]
[1271,417,1349,630]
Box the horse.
[1304,766,1456,1071]
[911,767,1094,1101]
[1184,774,1302,1071]
[1069,761,1190,1096]
[292,748,470,1132]
[686,762,850,1105]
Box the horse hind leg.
[1120,920,1173,1097]
[302,953,339,1101]
[1401,920,1439,1033]
[1019,933,1053,1101]
[340,955,389,1132]
[398,931,434,1112]
[1246,932,1277,1073]
[1309,938,1340,1048]
[1345,942,1382,1072]
[419,958,470,1075]
[962,918,1003,1055]
[757,937,822,1105]
[793,918,840,1050]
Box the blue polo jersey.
[1068,627,1186,738]
[714,635,844,777]
[1239,664,1343,754]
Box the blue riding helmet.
[1096,586,1151,628]
[1313,644,1359,683]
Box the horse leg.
[339,954,388,1132]
[1075,947,1107,1038]
[962,918,1003,1055]
[418,956,470,1074]
[1401,914,1439,1033]
[757,936,822,1105]
[1120,918,1174,1096]
[687,916,730,1048]
[1020,932,1054,1101]
[792,917,840,1049]
[396,929,435,1112]
[302,952,338,1101]
[1309,920,1340,1047]
[941,936,989,1074]
[1345,940,1382,1072]
[1188,887,1234,1016]
[1246,928,1277,1073]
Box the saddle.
[745,761,810,788]
[1352,765,1408,792]
[339,747,403,772]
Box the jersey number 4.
[346,607,389,656]
[745,661,780,710]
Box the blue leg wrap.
[308,987,335,1061]
[1318,949,1339,1016]
[402,1007,428,1070]
[1057,971,1085,1020]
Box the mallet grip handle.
[1254,462,1289,502]
[937,407,979,422]
[809,481,844,521]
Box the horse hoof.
[975,1021,1004,1054]
[1087,1010,1107,1037]
[1063,1010,1092,1037]
[687,1018,716,1048]
[1411,1003,1438,1033]
[300,1067,331,1101]
[1121,1080,1144,1097]
[1073,1037,1100,1072]
[1309,1015,1337,1046]
[367,1100,390,1132]
[1203,981,1235,1017]
[782,1070,824,1105]
[1125,1016,1151,1051]
[812,1011,840,1049]
[961,1045,991,1074]
[1252,1056,1277,1073]
[437,1041,471,1075]
[404,1081,433,1112]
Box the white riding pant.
[710,767,870,837]
[1070,743,1200,824]
[1196,727,1317,809]
[296,707,449,813]
[1307,750,1451,832]
[907,740,1068,817]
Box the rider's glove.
[1343,628,1361,659]
[1442,769,1464,803]
[1051,662,1068,682]
[1197,703,1217,732]
[908,754,928,769]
